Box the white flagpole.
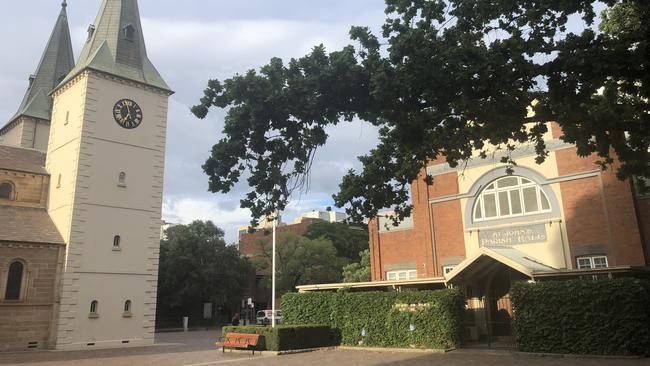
[271,212,277,328]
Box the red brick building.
[367,123,648,282]
[299,122,649,344]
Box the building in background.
[237,209,347,310]
[0,0,171,351]
[160,221,178,240]
[291,210,347,224]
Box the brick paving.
[0,330,648,366]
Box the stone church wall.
[0,243,63,350]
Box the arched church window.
[90,300,98,314]
[57,174,62,188]
[123,24,135,41]
[5,261,24,300]
[124,300,132,313]
[0,181,14,200]
[113,235,121,249]
[473,176,551,222]
[118,172,127,187]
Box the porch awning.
[445,246,557,284]
[296,277,446,293]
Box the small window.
[124,300,132,313]
[443,266,455,275]
[64,111,70,125]
[113,235,121,250]
[0,182,14,200]
[4,261,24,300]
[386,270,416,281]
[118,172,127,187]
[87,25,96,41]
[90,300,99,314]
[57,174,62,188]
[577,255,608,269]
[123,24,135,41]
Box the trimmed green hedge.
[511,278,650,356]
[221,325,337,351]
[282,289,464,349]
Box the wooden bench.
[215,333,261,354]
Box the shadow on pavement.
[0,330,242,365]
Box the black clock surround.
[113,99,143,129]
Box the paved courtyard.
[0,330,649,366]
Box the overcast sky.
[0,0,386,243]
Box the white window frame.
[576,255,608,269]
[473,176,552,222]
[386,270,417,281]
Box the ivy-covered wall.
[282,289,465,349]
[511,278,650,356]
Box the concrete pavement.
[0,330,648,366]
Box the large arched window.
[0,181,14,200]
[5,261,24,300]
[473,176,551,222]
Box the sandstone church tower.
[46,0,172,349]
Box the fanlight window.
[473,176,551,222]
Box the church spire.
[8,1,75,124]
[57,0,171,93]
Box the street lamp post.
[271,212,277,328]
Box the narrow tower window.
[4,261,24,301]
[123,24,135,41]
[57,174,62,188]
[113,235,121,250]
[65,111,70,125]
[0,182,14,200]
[124,300,132,312]
[89,300,99,316]
[118,172,127,187]
[87,25,96,41]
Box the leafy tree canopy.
[157,221,252,317]
[304,221,368,261]
[342,249,372,283]
[254,232,345,294]
[193,0,649,223]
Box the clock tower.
[46,0,172,349]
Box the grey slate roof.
[0,145,47,175]
[3,2,74,129]
[57,0,171,93]
[0,206,65,245]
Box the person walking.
[231,312,240,326]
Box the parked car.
[256,310,282,325]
